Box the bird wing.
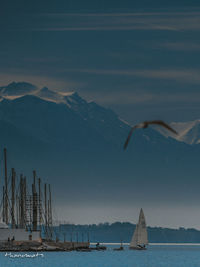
[147,120,178,135]
[123,124,142,150]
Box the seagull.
[124,120,178,150]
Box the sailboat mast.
[49,184,52,239]
[44,183,48,239]
[38,177,42,232]
[11,168,15,228]
[2,186,5,222]
[4,148,8,224]
[32,171,38,231]
[20,174,24,228]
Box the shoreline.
[91,243,200,246]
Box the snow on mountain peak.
[35,88,85,107]
[156,119,200,145]
[2,82,200,146]
[0,82,84,106]
[0,82,38,97]
[34,87,66,104]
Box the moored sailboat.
[113,240,124,251]
[129,208,148,250]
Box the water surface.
[1,244,200,267]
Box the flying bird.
[124,120,178,150]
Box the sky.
[1,0,200,229]
[1,0,200,124]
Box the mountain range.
[0,81,200,220]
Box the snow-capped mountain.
[1,81,200,147]
[0,82,129,147]
[0,81,200,207]
[0,82,38,97]
[155,120,200,145]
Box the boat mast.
[44,183,48,239]
[20,174,24,228]
[48,184,52,239]
[38,177,42,232]
[2,186,5,222]
[4,148,8,224]
[11,168,15,228]
[23,176,27,229]
[32,170,38,231]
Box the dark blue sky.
[1,1,200,124]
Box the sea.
[1,244,200,267]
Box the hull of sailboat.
[113,247,124,251]
[129,246,147,250]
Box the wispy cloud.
[6,9,200,33]
[22,56,64,64]
[42,11,200,17]
[65,68,200,85]
[31,10,200,32]
[160,42,200,51]
[37,25,176,32]
[85,89,200,105]
[0,71,81,91]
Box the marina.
[0,148,149,253]
[0,148,90,252]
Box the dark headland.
[56,223,200,244]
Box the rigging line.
[0,151,4,193]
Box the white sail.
[130,223,138,247]
[130,208,148,248]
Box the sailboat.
[129,208,148,250]
[113,240,124,251]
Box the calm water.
[1,245,200,267]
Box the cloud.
[65,68,200,85]
[41,11,200,17]
[136,70,200,84]
[30,10,200,32]
[159,42,200,51]
[8,9,200,32]
[22,56,63,64]
[37,25,176,32]
[83,89,200,106]
[0,71,81,91]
